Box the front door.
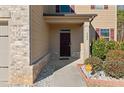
[60,32,70,57]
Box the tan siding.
[75,5,116,27]
[43,5,56,14]
[75,5,117,40]
[31,5,49,63]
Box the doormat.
[59,58,69,60]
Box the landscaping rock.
[81,65,124,81]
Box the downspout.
[89,15,97,56]
[90,15,97,23]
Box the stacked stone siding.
[0,5,50,85]
[8,6,32,84]
[0,5,33,84]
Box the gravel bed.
[81,65,124,81]
[90,71,124,81]
[33,63,55,87]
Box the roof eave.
[43,13,97,18]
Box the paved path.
[52,65,86,87]
[33,58,86,87]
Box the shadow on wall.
[89,23,99,55]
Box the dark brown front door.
[60,33,70,57]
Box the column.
[83,22,90,61]
[9,6,33,85]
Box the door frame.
[59,29,71,57]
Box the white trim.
[99,28,111,41]
[44,16,89,23]
[60,29,70,33]
[115,5,117,41]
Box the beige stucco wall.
[49,23,83,58]
[30,5,49,63]
[75,5,117,40]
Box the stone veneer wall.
[8,6,32,84]
[0,5,51,85]
[0,5,33,85]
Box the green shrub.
[106,50,124,62]
[92,38,107,60]
[106,40,117,50]
[103,61,124,79]
[120,42,124,50]
[84,57,103,73]
[92,39,124,60]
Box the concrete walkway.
[52,64,86,87]
[34,58,86,87]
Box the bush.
[103,61,124,79]
[104,50,124,79]
[84,57,103,73]
[120,42,124,50]
[106,40,117,50]
[92,38,107,60]
[106,50,124,62]
[92,39,124,60]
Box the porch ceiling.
[43,13,97,24]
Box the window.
[91,5,108,10]
[56,5,74,13]
[100,29,110,41]
[96,28,114,41]
[95,5,104,9]
[60,5,70,12]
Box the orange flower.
[85,64,92,72]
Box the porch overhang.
[43,13,97,24]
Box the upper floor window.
[95,5,104,9]
[56,5,74,13]
[91,5,108,10]
[60,5,71,12]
